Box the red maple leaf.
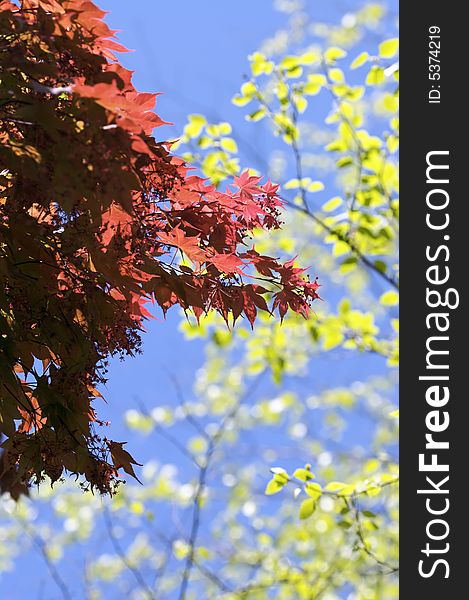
[233,171,262,199]
[0,0,319,497]
[158,227,206,263]
[208,253,245,274]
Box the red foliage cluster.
[0,0,319,496]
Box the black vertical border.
[400,2,466,596]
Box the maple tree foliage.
[0,0,319,496]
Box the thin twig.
[102,505,156,600]
[281,195,398,289]
[136,398,201,467]
[260,65,399,291]
[168,374,211,441]
[346,495,399,574]
[23,523,73,600]
[178,375,264,600]
[177,438,215,600]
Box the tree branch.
[178,375,264,600]
[103,505,156,600]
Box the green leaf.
[286,66,303,79]
[188,436,208,454]
[322,197,342,212]
[323,328,345,349]
[265,467,290,495]
[220,138,238,153]
[307,181,324,193]
[294,95,308,114]
[280,55,299,70]
[326,139,347,152]
[340,256,358,274]
[206,124,220,136]
[324,481,348,492]
[338,298,351,314]
[275,80,289,102]
[247,108,266,122]
[379,291,399,306]
[125,410,154,434]
[284,178,300,190]
[332,241,350,257]
[374,260,387,273]
[293,468,315,482]
[336,485,356,497]
[383,93,399,112]
[303,82,322,96]
[386,134,399,153]
[338,520,352,529]
[218,122,232,135]
[298,51,320,65]
[305,482,322,500]
[197,546,212,560]
[336,156,353,168]
[265,479,284,495]
[232,94,252,107]
[197,136,212,149]
[265,470,290,495]
[351,51,370,69]
[184,114,206,138]
[329,68,344,83]
[366,65,385,86]
[347,86,365,102]
[249,52,274,76]
[280,56,303,78]
[299,498,316,519]
[379,38,399,58]
[129,501,144,515]
[303,73,326,96]
[324,47,347,63]
[241,81,257,97]
[173,540,190,560]
[366,485,382,497]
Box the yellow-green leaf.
[233,94,251,107]
[351,51,370,69]
[249,52,274,76]
[366,65,385,86]
[220,138,238,153]
[325,481,348,492]
[329,68,344,83]
[322,197,342,212]
[265,479,283,495]
[299,498,316,519]
[324,47,347,63]
[307,181,324,193]
[184,114,206,138]
[284,178,300,190]
[299,51,320,65]
[218,122,232,135]
[379,291,399,306]
[379,38,399,59]
[293,468,315,482]
[305,482,322,500]
[241,81,257,97]
[247,108,266,122]
[294,95,308,113]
